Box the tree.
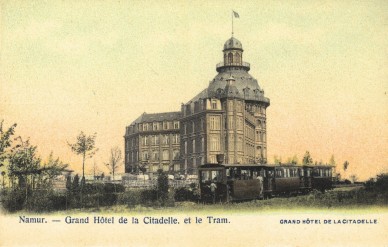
[0,120,17,187]
[329,155,336,167]
[343,161,349,180]
[343,161,349,172]
[68,131,98,182]
[273,155,282,165]
[8,138,41,189]
[302,151,313,166]
[72,174,80,192]
[66,175,72,191]
[39,152,68,188]
[0,120,17,164]
[105,146,122,181]
[156,169,169,206]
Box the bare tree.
[67,131,98,183]
[106,146,122,181]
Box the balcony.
[216,61,250,72]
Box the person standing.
[210,181,217,203]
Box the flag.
[233,11,239,18]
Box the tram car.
[198,159,333,202]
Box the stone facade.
[125,36,270,175]
[124,112,181,174]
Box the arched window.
[228,53,233,64]
[235,53,241,64]
[152,151,159,161]
[162,150,169,160]
[173,150,180,160]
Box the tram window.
[201,170,222,182]
[275,169,283,178]
[299,169,304,176]
[313,168,319,176]
[260,170,266,177]
[212,170,221,181]
[269,170,274,177]
[201,171,210,182]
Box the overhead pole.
[232,10,234,37]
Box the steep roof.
[130,111,181,126]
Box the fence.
[122,179,197,189]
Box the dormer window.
[211,99,217,109]
[163,122,168,130]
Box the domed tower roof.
[223,37,243,51]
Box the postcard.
[0,1,387,246]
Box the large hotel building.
[124,36,270,176]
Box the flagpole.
[232,11,234,37]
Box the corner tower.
[180,36,270,175]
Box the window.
[142,136,149,146]
[209,116,220,130]
[200,118,204,131]
[228,52,233,64]
[163,164,169,172]
[162,135,169,145]
[142,151,149,161]
[228,118,234,129]
[210,136,220,151]
[211,100,217,109]
[235,53,241,64]
[201,170,222,183]
[152,135,159,145]
[162,150,169,160]
[152,165,158,172]
[192,121,195,133]
[153,122,159,131]
[192,139,196,153]
[174,121,179,129]
[163,122,168,130]
[173,149,180,160]
[172,134,179,144]
[201,137,205,152]
[184,124,187,134]
[152,151,159,161]
[143,123,148,131]
[174,164,180,171]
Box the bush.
[117,190,142,208]
[25,190,55,212]
[1,189,25,212]
[174,187,200,202]
[375,173,388,193]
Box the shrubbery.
[174,183,199,202]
